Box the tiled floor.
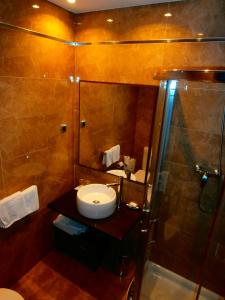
[140,261,223,300]
[12,250,134,300]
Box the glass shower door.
[197,82,225,299]
[139,77,225,300]
[198,185,225,300]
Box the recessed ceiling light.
[67,0,76,3]
[197,32,204,36]
[164,12,172,17]
[32,4,40,9]
[106,18,114,23]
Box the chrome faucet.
[106,176,124,210]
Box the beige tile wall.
[0,0,74,40]
[133,86,158,170]
[74,0,225,86]
[74,0,225,42]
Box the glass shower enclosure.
[138,70,225,300]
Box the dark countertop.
[48,189,142,241]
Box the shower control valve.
[195,164,221,179]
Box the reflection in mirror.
[79,81,158,184]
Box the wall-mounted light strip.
[0,21,225,47]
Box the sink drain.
[93,200,100,204]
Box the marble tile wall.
[0,0,224,293]
[74,0,225,42]
[74,0,225,86]
[133,86,158,170]
[0,0,74,40]
[0,0,75,287]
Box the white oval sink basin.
[107,169,136,181]
[77,184,117,220]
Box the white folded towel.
[102,145,121,168]
[102,148,113,167]
[23,185,39,214]
[0,192,24,228]
[112,144,120,163]
[0,185,39,229]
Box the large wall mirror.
[78,80,158,184]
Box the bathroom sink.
[106,169,136,181]
[77,184,117,219]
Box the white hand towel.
[22,185,39,214]
[0,192,25,228]
[112,144,120,163]
[0,185,39,229]
[102,148,113,167]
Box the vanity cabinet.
[53,226,111,270]
[48,189,142,274]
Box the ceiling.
[47,0,182,14]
